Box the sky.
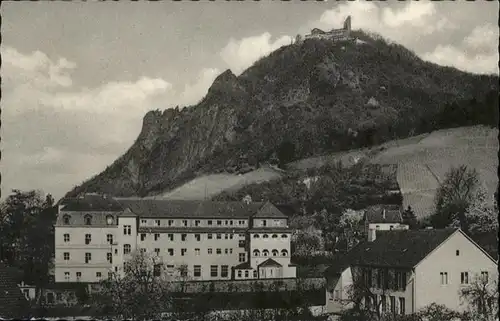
[1,1,498,201]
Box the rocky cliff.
[65,30,498,198]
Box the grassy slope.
[158,126,497,219]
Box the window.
[96,272,102,279]
[63,215,71,225]
[208,248,213,254]
[230,234,233,239]
[84,215,92,225]
[216,234,221,239]
[396,271,407,290]
[195,220,200,227]
[253,270,257,278]
[181,248,187,256]
[168,249,174,256]
[230,248,233,254]
[85,234,91,244]
[390,296,396,314]
[230,220,233,226]
[64,272,70,281]
[381,295,386,312]
[253,234,260,239]
[154,248,160,256]
[123,225,131,235]
[140,233,146,241]
[107,253,112,263]
[262,250,269,257]
[63,252,70,261]
[64,233,70,242]
[168,234,174,241]
[124,244,131,254]
[390,225,394,230]
[217,220,222,226]
[114,249,118,255]
[108,272,112,279]
[216,248,222,255]
[106,215,114,225]
[168,220,174,226]
[237,270,242,278]
[208,220,212,226]
[263,234,269,239]
[221,265,229,277]
[273,220,281,226]
[440,272,448,285]
[107,234,113,244]
[239,253,246,262]
[195,248,200,255]
[154,233,160,241]
[239,240,245,248]
[272,234,278,239]
[224,248,229,254]
[281,249,288,256]
[195,234,201,241]
[245,270,249,278]
[272,249,278,256]
[224,234,228,239]
[456,250,460,256]
[85,253,91,263]
[141,219,147,225]
[153,264,162,277]
[376,269,382,288]
[399,297,405,314]
[461,272,469,285]
[181,234,187,241]
[182,220,188,227]
[76,272,82,280]
[376,225,380,229]
[210,265,218,277]
[208,234,213,239]
[194,265,201,277]
[281,234,288,238]
[481,271,489,283]
[155,219,160,226]
[262,220,267,227]
[225,220,228,225]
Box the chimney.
[368,228,376,242]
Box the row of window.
[237,270,258,278]
[365,295,406,315]
[362,268,407,291]
[137,247,238,256]
[63,271,107,281]
[253,234,288,239]
[140,233,245,242]
[140,219,248,227]
[62,214,114,226]
[439,271,489,285]
[252,249,289,257]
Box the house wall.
[326,267,353,314]
[249,231,295,277]
[415,231,498,313]
[367,223,408,233]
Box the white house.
[363,204,409,234]
[325,228,497,316]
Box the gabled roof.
[258,258,282,268]
[233,262,252,270]
[345,228,457,268]
[117,200,266,218]
[0,263,31,319]
[364,204,403,224]
[252,202,287,219]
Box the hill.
[64,29,499,199]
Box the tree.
[0,189,56,306]
[93,250,172,319]
[401,206,418,229]
[460,272,499,320]
[432,165,481,233]
[337,209,365,252]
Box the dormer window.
[263,234,269,239]
[84,215,92,226]
[63,215,71,225]
[272,234,278,239]
[253,234,260,238]
[106,215,114,225]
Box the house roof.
[0,263,31,319]
[364,204,403,224]
[344,228,458,268]
[60,194,123,212]
[252,202,288,219]
[258,258,282,268]
[117,200,267,219]
[233,262,252,270]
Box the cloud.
[220,32,292,75]
[0,46,221,199]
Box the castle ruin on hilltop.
[304,15,352,41]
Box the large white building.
[54,194,296,283]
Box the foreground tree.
[336,208,364,252]
[401,206,418,229]
[460,272,499,321]
[93,250,172,319]
[432,165,482,233]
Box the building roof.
[60,194,123,212]
[117,200,266,219]
[233,262,252,270]
[0,263,31,319]
[364,204,403,224]
[258,258,282,268]
[253,202,288,219]
[345,228,458,268]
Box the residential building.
[0,262,31,319]
[54,194,296,283]
[304,16,351,41]
[363,204,409,234]
[325,228,498,315]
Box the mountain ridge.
[65,29,499,199]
